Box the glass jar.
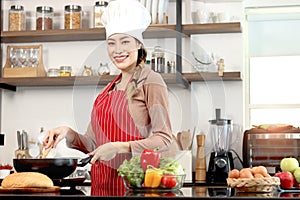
[59,66,72,76]
[64,5,82,29]
[94,1,108,28]
[47,68,60,77]
[167,61,176,73]
[9,5,26,31]
[98,63,110,75]
[151,46,165,73]
[36,6,54,30]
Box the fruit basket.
[227,177,280,193]
[121,173,186,191]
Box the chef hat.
[101,0,151,45]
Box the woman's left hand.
[89,142,130,163]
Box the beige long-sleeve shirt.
[67,66,175,155]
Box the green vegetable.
[159,157,185,175]
[118,156,185,187]
[118,156,144,188]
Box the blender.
[207,108,234,185]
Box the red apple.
[274,171,294,189]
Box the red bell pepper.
[140,148,161,171]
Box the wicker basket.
[227,177,280,193]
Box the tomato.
[0,164,12,170]
[161,175,177,188]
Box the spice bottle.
[36,6,54,30]
[94,1,108,28]
[195,134,206,183]
[9,5,26,31]
[151,46,165,73]
[65,5,82,29]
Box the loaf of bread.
[1,172,54,188]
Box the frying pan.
[13,156,92,179]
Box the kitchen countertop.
[0,183,299,199]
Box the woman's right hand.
[44,126,72,149]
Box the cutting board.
[0,186,60,193]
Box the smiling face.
[107,33,142,72]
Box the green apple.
[280,157,299,173]
[294,167,300,183]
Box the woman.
[44,0,174,196]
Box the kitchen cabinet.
[0,0,242,91]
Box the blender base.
[206,151,234,185]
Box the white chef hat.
[101,0,151,45]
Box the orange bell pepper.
[144,167,163,188]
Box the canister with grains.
[64,5,82,29]
[9,5,26,31]
[36,6,54,30]
[94,1,108,28]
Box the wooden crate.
[3,45,46,77]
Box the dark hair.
[137,47,147,66]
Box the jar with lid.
[9,5,26,31]
[59,66,72,76]
[64,5,82,29]
[36,6,54,30]
[151,46,165,73]
[47,68,60,77]
[94,1,108,28]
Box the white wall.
[1,0,244,172]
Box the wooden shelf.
[0,72,242,90]
[1,23,241,43]
[182,23,242,36]
[183,71,242,82]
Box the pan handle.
[77,155,93,167]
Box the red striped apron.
[90,74,143,196]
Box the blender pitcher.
[209,108,232,153]
[207,108,234,185]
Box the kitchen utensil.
[195,134,206,183]
[17,131,21,149]
[243,126,300,173]
[176,131,183,150]
[189,127,196,150]
[22,130,28,150]
[207,108,234,184]
[13,156,92,180]
[180,130,191,150]
[42,143,53,158]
